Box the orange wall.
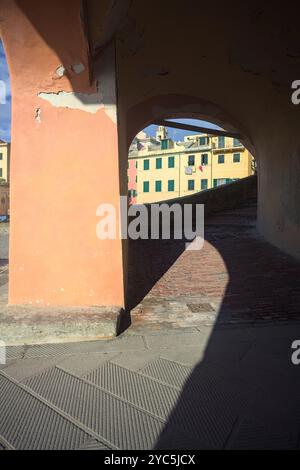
[0,0,125,307]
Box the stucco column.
[0,0,125,308]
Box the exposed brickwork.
[127,201,300,328]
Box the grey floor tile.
[112,350,162,371]
[0,374,90,450]
[145,332,205,350]
[85,362,180,419]
[3,357,62,382]
[23,366,164,450]
[140,358,192,388]
[25,336,146,358]
[228,418,298,450]
[78,438,110,450]
[59,352,121,377]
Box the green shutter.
[168,156,175,168]
[188,155,195,166]
[161,139,168,150]
[168,180,175,191]
[156,158,162,169]
[201,179,208,190]
[155,181,162,192]
[201,154,208,165]
[188,180,195,191]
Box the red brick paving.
[127,202,300,327]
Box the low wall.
[127,176,257,236]
[156,175,257,216]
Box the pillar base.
[0,305,124,346]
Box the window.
[0,169,2,177]
[188,155,195,166]
[214,178,225,187]
[218,136,225,148]
[213,178,233,187]
[136,175,138,183]
[201,154,208,165]
[201,179,208,190]
[156,158,162,169]
[161,139,168,150]
[155,181,162,192]
[218,154,225,164]
[168,180,175,192]
[168,156,175,168]
[233,138,241,147]
[144,159,149,170]
[128,189,137,198]
[233,153,240,163]
[199,137,206,146]
[135,161,138,169]
[143,181,149,192]
[188,180,195,191]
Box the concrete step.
[0,305,124,346]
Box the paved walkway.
[1,203,300,449]
[128,200,300,329]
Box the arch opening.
[123,95,258,319]
[127,117,256,206]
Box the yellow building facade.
[129,131,254,204]
[0,140,10,183]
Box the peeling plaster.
[37,88,117,123]
[35,108,42,123]
[38,91,104,115]
[55,65,66,78]
[37,42,118,123]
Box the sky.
[0,39,220,144]
[145,119,221,142]
[0,41,11,142]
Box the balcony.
[212,142,245,154]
